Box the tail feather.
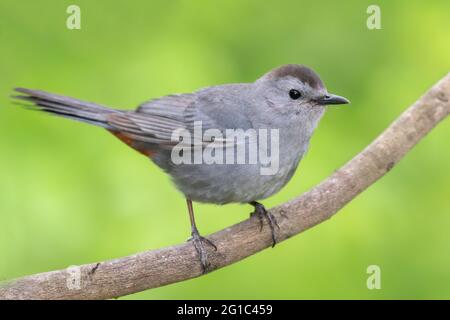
[13,88,119,129]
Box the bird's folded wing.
[108,93,216,146]
[108,91,253,147]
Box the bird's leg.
[249,201,280,247]
[186,199,217,273]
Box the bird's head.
[256,64,349,118]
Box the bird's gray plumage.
[13,64,349,204]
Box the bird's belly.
[169,159,299,204]
[152,130,308,204]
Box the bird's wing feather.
[107,93,199,145]
[108,86,254,146]
[136,94,195,120]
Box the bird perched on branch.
[13,64,349,272]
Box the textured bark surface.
[1,73,449,300]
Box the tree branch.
[1,73,449,300]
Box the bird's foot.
[250,201,280,247]
[188,228,217,273]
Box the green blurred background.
[0,0,449,299]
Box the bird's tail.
[13,88,119,129]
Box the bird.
[13,64,349,272]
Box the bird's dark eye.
[289,89,301,100]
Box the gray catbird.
[14,64,349,272]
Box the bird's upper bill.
[315,93,350,105]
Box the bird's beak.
[316,93,350,106]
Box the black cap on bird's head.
[263,64,350,106]
[268,64,325,90]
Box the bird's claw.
[188,229,217,273]
[250,202,280,247]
